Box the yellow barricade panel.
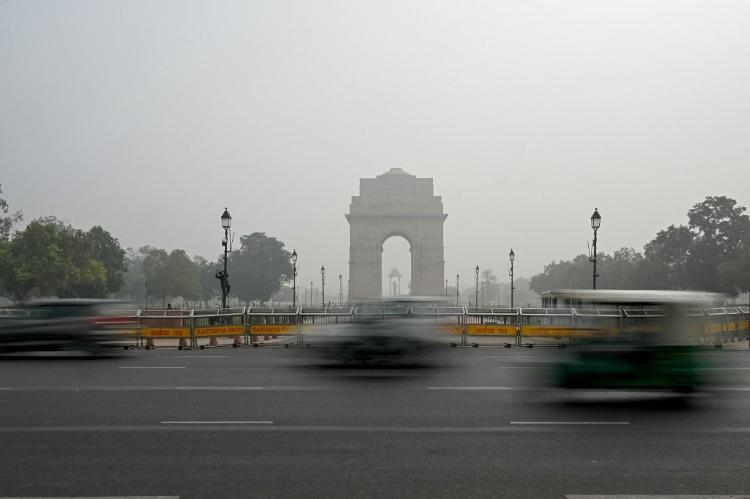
[436,324,463,336]
[250,324,297,336]
[141,327,191,338]
[707,323,724,334]
[467,324,516,336]
[195,325,245,337]
[521,325,614,337]
[621,325,663,334]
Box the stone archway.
[346,168,447,300]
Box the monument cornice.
[346,214,448,222]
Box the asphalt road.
[1,346,750,498]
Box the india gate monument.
[346,168,447,299]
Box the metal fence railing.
[107,304,750,350]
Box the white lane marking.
[428,386,518,390]
[567,496,750,498]
[511,421,630,425]
[497,366,535,369]
[0,386,337,392]
[118,366,187,369]
[485,355,536,358]
[161,420,273,425]
[0,388,12,391]
[0,424,641,433]
[707,367,750,370]
[0,496,180,498]
[714,387,750,391]
[167,355,229,358]
[176,386,263,391]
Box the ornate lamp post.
[475,265,480,308]
[321,266,326,307]
[509,249,515,308]
[338,274,343,305]
[590,208,602,289]
[291,250,298,309]
[216,208,232,309]
[456,274,460,306]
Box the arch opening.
[382,235,411,297]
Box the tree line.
[0,185,294,305]
[529,196,750,297]
[120,233,293,308]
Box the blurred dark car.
[306,297,444,366]
[0,299,135,355]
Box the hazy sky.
[2,0,749,294]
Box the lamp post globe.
[221,208,232,229]
[591,208,601,230]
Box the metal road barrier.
[300,306,356,346]
[412,305,466,346]
[193,307,246,348]
[248,307,300,346]
[464,307,518,347]
[518,308,576,347]
[115,304,750,350]
[138,308,193,349]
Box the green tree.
[0,218,108,300]
[529,248,646,294]
[642,225,693,289]
[119,247,147,304]
[686,196,750,293]
[193,255,219,308]
[480,269,500,306]
[142,247,201,307]
[718,233,750,296]
[143,247,170,306]
[230,233,292,302]
[87,226,127,293]
[164,249,200,303]
[603,247,646,289]
[0,184,22,244]
[529,254,592,294]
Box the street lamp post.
[456,274,460,306]
[445,279,448,304]
[475,265,480,308]
[309,281,313,307]
[590,208,602,289]
[339,274,343,305]
[291,250,298,309]
[509,249,515,308]
[321,266,326,307]
[216,208,232,309]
